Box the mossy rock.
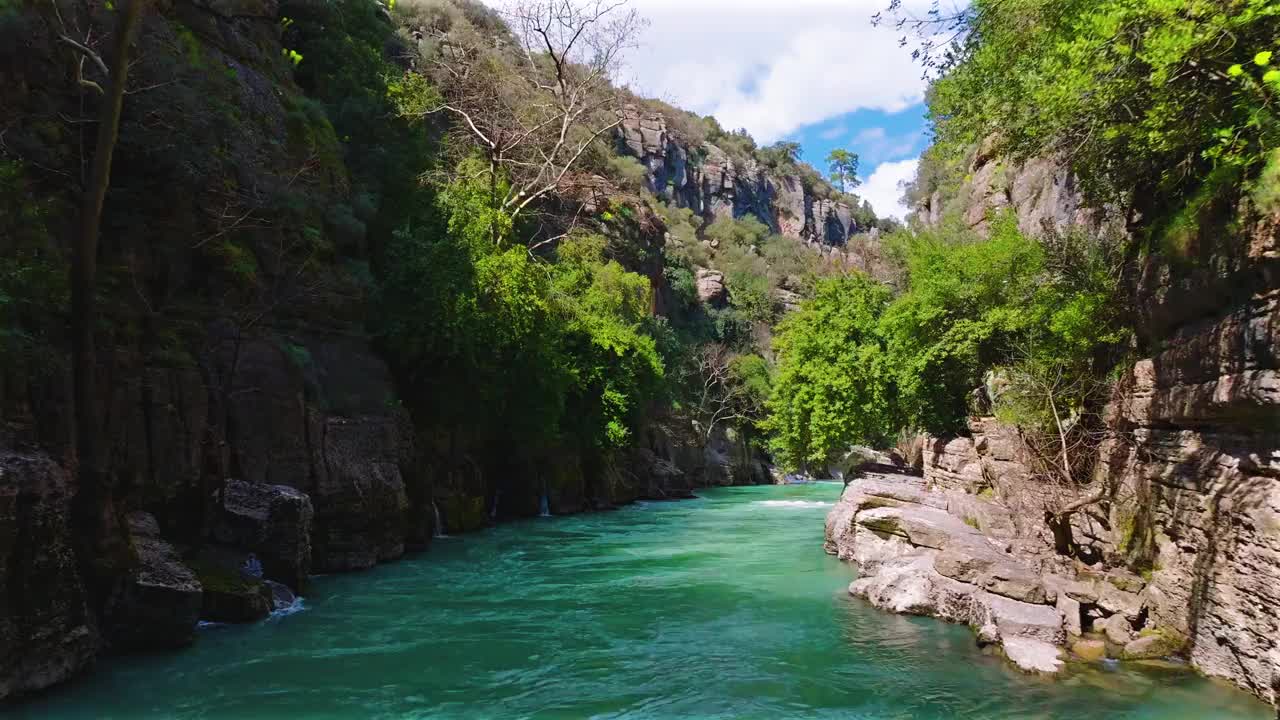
[189,557,272,623]
[440,495,488,534]
[859,514,904,536]
[1122,627,1187,660]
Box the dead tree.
[66,0,146,586]
[689,344,763,445]
[413,0,643,244]
[994,357,1117,557]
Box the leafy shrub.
[927,0,1280,233]
[764,273,898,470]
[606,154,649,192]
[763,213,1128,469]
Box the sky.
[618,0,943,220]
[483,0,944,219]
[611,0,943,219]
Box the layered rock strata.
[826,470,1195,676]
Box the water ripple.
[14,484,1271,720]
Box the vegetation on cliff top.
[918,0,1280,233]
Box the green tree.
[917,0,1280,229]
[764,273,897,470]
[761,214,1128,469]
[377,156,663,452]
[826,148,861,191]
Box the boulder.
[1057,593,1083,637]
[107,513,203,650]
[1072,638,1109,662]
[0,451,98,701]
[1122,630,1186,660]
[855,503,980,551]
[695,267,727,306]
[1105,569,1147,594]
[972,592,1065,646]
[264,580,297,611]
[1060,578,1101,604]
[1101,613,1135,646]
[1002,637,1064,674]
[213,479,314,590]
[1097,582,1143,621]
[189,549,273,623]
[935,541,1048,604]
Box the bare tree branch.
[410,0,644,244]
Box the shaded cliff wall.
[915,148,1280,702]
[0,0,756,701]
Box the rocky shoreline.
[826,468,1191,676]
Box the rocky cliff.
[0,0,772,701]
[617,105,895,281]
[828,147,1280,704]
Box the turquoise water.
[19,484,1270,719]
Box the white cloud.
[618,0,935,143]
[858,158,919,221]
[819,124,848,141]
[853,127,888,144]
[851,126,922,166]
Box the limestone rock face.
[616,105,895,282]
[106,512,203,650]
[1094,213,1280,703]
[0,451,98,701]
[822,468,1221,681]
[915,142,1280,703]
[694,267,727,306]
[214,480,314,590]
[827,471,1069,675]
[913,144,1116,238]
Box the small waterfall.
[539,492,551,518]
[432,499,446,539]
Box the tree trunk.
[69,0,145,596]
[1045,510,1075,556]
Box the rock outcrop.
[617,105,892,278]
[694,267,728,306]
[826,469,1207,677]
[913,136,1280,704]
[0,451,97,699]
[915,141,1117,238]
[213,480,314,590]
[105,512,203,650]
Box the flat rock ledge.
[825,471,1181,676]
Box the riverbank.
[826,467,1278,716]
[15,484,1270,719]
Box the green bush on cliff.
[764,273,898,470]
[285,0,437,247]
[377,157,663,450]
[0,160,67,368]
[763,215,1127,469]
[926,0,1280,230]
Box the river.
[18,483,1270,719]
